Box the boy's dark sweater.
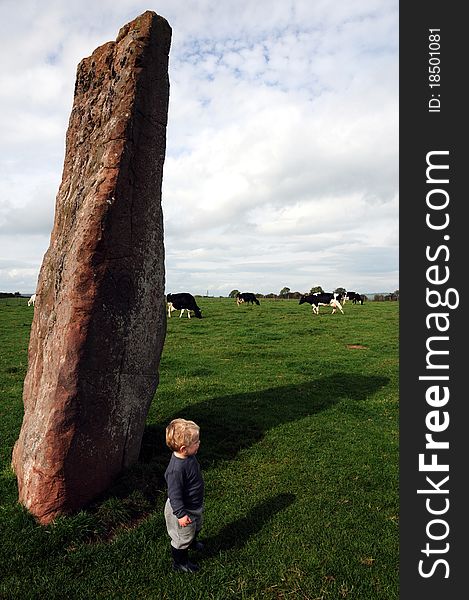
[164,454,204,518]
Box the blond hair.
[166,418,200,452]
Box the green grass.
[0,297,398,599]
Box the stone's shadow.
[34,372,388,541]
[201,493,296,557]
[140,373,389,469]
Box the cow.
[299,293,344,315]
[333,292,345,305]
[344,291,363,305]
[236,292,260,306]
[27,294,36,307]
[167,293,202,319]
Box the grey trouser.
[164,498,204,550]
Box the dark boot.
[189,534,204,552]
[171,546,200,573]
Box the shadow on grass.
[55,372,389,526]
[58,371,387,549]
[140,372,389,470]
[201,492,296,557]
[0,373,388,576]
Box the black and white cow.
[236,292,260,306]
[167,293,202,319]
[344,291,363,305]
[299,293,344,315]
[333,292,345,305]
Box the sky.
[0,0,398,297]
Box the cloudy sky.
[0,0,398,296]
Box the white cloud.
[0,0,398,295]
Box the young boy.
[164,418,204,573]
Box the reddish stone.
[12,11,171,524]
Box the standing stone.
[11,11,171,524]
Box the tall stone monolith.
[12,11,171,524]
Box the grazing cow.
[167,293,202,319]
[333,292,345,305]
[344,291,363,305]
[299,293,344,315]
[236,292,260,306]
[27,294,36,307]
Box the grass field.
[0,297,398,599]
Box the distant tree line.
[374,291,399,301]
[2,289,399,302]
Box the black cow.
[344,291,363,305]
[299,293,344,315]
[167,293,202,319]
[236,292,260,306]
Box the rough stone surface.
[12,11,171,524]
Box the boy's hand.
[178,515,192,527]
